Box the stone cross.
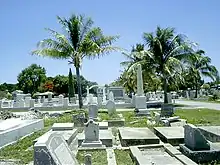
[136,64,144,96]
[85,154,92,165]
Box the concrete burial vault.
[119,127,160,147]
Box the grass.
[114,149,134,165]
[175,108,220,125]
[0,110,81,164]
[98,111,121,121]
[76,150,107,165]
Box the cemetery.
[1,4,220,165]
[1,62,220,165]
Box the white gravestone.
[24,97,31,107]
[81,119,103,147]
[34,132,79,165]
[108,91,114,101]
[135,64,147,110]
[102,87,107,103]
[58,94,64,104]
[106,100,116,115]
[88,104,98,120]
[63,98,69,107]
[30,99,35,108]
[85,154,92,165]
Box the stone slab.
[98,122,108,130]
[34,132,79,165]
[78,129,113,147]
[119,127,160,147]
[34,129,78,146]
[130,144,195,165]
[51,123,74,131]
[154,127,184,146]
[199,126,220,142]
[0,119,44,149]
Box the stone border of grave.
[103,113,125,127]
[198,126,220,142]
[130,144,198,165]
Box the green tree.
[184,50,219,98]
[17,64,46,95]
[68,68,75,101]
[32,14,119,108]
[142,26,193,103]
[0,83,17,93]
[53,75,69,95]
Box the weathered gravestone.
[106,100,116,115]
[88,104,98,120]
[108,91,114,101]
[34,132,79,165]
[184,124,210,151]
[81,119,103,147]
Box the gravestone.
[81,119,102,147]
[108,91,114,101]
[25,96,31,107]
[97,96,103,108]
[34,132,79,165]
[30,99,35,108]
[102,87,107,103]
[88,104,98,120]
[106,100,116,115]
[161,104,174,117]
[88,94,94,104]
[63,98,69,107]
[85,154,92,165]
[58,94,64,104]
[184,124,210,151]
[167,93,172,103]
[48,93,52,101]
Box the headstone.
[108,86,125,99]
[88,104,98,120]
[42,96,45,103]
[48,92,52,101]
[88,94,94,104]
[24,96,31,107]
[108,91,114,101]
[37,96,41,104]
[106,100,116,115]
[58,94,64,104]
[184,124,210,151]
[167,93,172,103]
[30,99,35,108]
[86,86,89,97]
[85,154,92,165]
[34,132,79,165]
[63,98,69,107]
[161,104,174,117]
[81,119,102,147]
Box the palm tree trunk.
[163,78,168,103]
[195,79,198,98]
[76,67,83,109]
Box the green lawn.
[114,149,134,165]
[76,150,107,165]
[175,108,220,125]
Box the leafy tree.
[68,68,75,100]
[17,64,46,95]
[184,50,219,98]
[53,75,69,95]
[0,83,17,93]
[32,14,120,109]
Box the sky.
[0,0,220,85]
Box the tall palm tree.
[32,14,119,108]
[143,26,194,103]
[184,50,219,98]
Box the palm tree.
[32,14,119,108]
[184,50,219,98]
[143,26,194,103]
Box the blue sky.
[0,0,220,85]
